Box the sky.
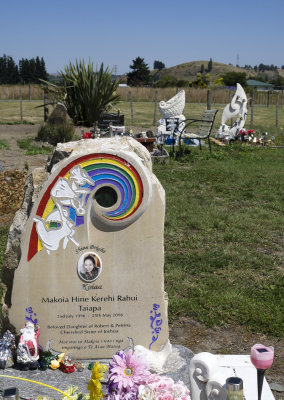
[1,0,283,75]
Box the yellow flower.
[87,362,108,400]
[58,353,65,361]
[50,359,61,370]
[91,362,108,380]
[49,353,65,370]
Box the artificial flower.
[108,349,150,393]
[50,359,61,370]
[49,353,65,370]
[138,374,190,400]
[82,132,93,139]
[87,361,108,400]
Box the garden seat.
[178,109,218,154]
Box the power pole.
[236,54,240,67]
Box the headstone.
[98,113,124,130]
[2,137,169,359]
[47,103,68,126]
[215,83,248,141]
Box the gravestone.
[98,113,124,130]
[47,103,68,126]
[2,137,169,358]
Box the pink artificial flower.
[108,349,150,392]
[139,375,191,400]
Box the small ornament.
[0,330,16,369]
[74,361,85,371]
[17,321,40,370]
[60,353,75,373]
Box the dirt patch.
[0,124,283,398]
[0,124,50,172]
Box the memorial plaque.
[5,137,169,358]
[98,113,124,130]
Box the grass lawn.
[153,145,284,337]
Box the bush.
[36,123,75,146]
[62,60,120,126]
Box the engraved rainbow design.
[27,153,143,261]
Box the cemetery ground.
[0,112,283,396]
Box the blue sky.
[1,0,283,74]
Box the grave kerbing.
[2,137,170,359]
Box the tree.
[222,72,247,87]
[200,64,205,74]
[190,72,210,88]
[0,54,19,84]
[271,75,284,87]
[207,58,213,72]
[127,57,150,87]
[19,56,47,83]
[153,60,165,70]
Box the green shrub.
[36,123,75,146]
[62,60,120,126]
[0,140,10,150]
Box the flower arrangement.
[82,132,93,139]
[7,348,190,400]
[237,128,255,140]
[106,349,190,400]
[138,374,190,400]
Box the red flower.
[238,129,247,136]
[82,132,93,139]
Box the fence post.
[267,91,270,107]
[29,84,31,101]
[250,89,254,128]
[20,87,23,124]
[129,91,134,126]
[44,90,49,122]
[153,90,158,126]
[276,92,279,128]
[207,89,211,110]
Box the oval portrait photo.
[77,252,102,282]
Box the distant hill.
[150,60,270,82]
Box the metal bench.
[170,109,218,155]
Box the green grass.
[0,100,47,124]
[17,138,52,155]
[0,139,10,150]
[153,145,284,337]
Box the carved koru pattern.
[28,153,145,261]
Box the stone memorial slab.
[2,137,169,359]
[98,113,124,130]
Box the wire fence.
[0,85,283,129]
[1,85,284,107]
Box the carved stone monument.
[2,137,169,358]
[215,83,248,141]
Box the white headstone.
[4,137,169,358]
